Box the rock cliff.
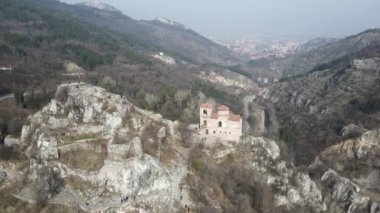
[20,83,186,212]
[310,129,380,213]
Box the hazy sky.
[62,0,380,39]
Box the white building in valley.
[199,103,242,142]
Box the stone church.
[199,103,242,142]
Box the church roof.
[217,105,230,111]
[200,103,213,109]
[228,114,241,122]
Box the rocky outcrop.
[319,129,380,164]
[19,83,186,212]
[198,70,257,93]
[340,124,368,138]
[255,55,380,166]
[310,129,380,213]
[3,135,20,147]
[238,136,326,211]
[352,58,380,71]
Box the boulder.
[341,124,368,138]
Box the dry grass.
[60,149,107,171]
[160,146,177,166]
[67,176,94,196]
[0,189,37,213]
[142,140,158,157]
[60,132,100,145]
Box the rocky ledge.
[19,83,186,212]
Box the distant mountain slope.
[67,5,240,65]
[295,37,338,53]
[255,42,380,165]
[253,29,380,76]
[77,0,120,13]
[0,0,249,127]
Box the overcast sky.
[62,0,380,39]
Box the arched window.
[203,109,207,115]
[205,129,209,135]
[218,121,222,127]
[203,120,207,126]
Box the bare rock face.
[320,169,380,213]
[20,83,185,212]
[340,124,368,138]
[36,134,59,160]
[4,135,20,147]
[352,58,380,71]
[310,129,380,213]
[319,129,380,162]
[241,136,326,211]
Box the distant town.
[213,37,302,60]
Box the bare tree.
[35,168,64,207]
[174,90,190,107]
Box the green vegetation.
[350,98,380,114]
[194,81,241,113]
[61,133,100,145]
[58,44,113,69]
[124,49,152,65]
[279,127,296,143]
[279,73,305,82]
[195,81,226,100]
[191,160,205,172]
[226,65,252,78]
[0,43,13,55]
[247,60,256,66]
[2,33,42,47]
[310,55,351,72]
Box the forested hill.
[0,0,250,138]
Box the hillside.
[294,37,338,53]
[61,1,241,65]
[0,83,327,212]
[242,37,380,212]
[253,42,380,165]
[0,0,254,140]
[249,29,380,77]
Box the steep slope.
[77,0,121,13]
[252,29,380,76]
[0,83,328,212]
[310,129,380,212]
[0,0,149,87]
[69,4,240,65]
[0,0,252,135]
[295,37,338,53]
[18,83,186,212]
[254,43,380,165]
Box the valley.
[0,0,379,212]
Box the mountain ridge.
[249,28,380,77]
[77,0,120,13]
